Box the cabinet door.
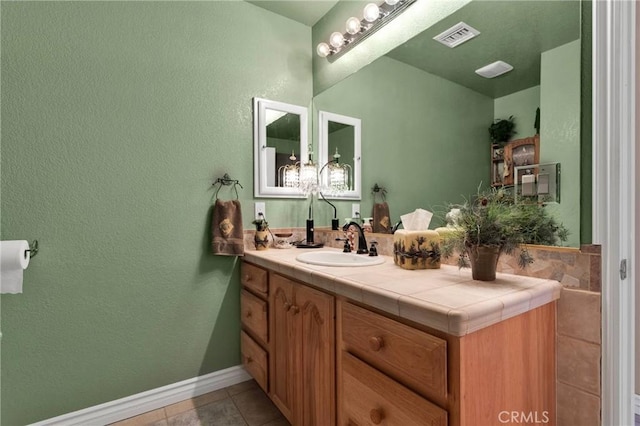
[298,284,335,426]
[269,274,299,424]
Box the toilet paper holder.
[25,240,38,259]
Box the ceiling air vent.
[433,22,480,48]
[475,60,514,78]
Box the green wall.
[313,56,494,226]
[494,86,541,142]
[540,40,581,247]
[0,2,311,424]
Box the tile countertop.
[243,247,562,337]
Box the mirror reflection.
[319,111,361,200]
[313,0,584,247]
[253,98,308,198]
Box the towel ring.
[371,183,387,203]
[213,174,243,200]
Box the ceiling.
[387,1,581,98]
[246,0,339,27]
[248,0,582,98]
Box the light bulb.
[385,0,400,5]
[316,42,330,58]
[363,3,380,22]
[346,17,361,35]
[330,31,345,48]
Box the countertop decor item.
[440,186,568,281]
[252,216,270,250]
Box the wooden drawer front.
[241,331,268,392]
[241,262,268,298]
[241,289,268,344]
[341,302,447,402]
[341,352,447,426]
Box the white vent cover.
[475,61,514,78]
[433,22,480,48]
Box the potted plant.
[440,187,568,281]
[252,218,270,250]
[488,116,516,146]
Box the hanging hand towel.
[372,202,391,234]
[211,199,244,256]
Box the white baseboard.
[636,394,640,415]
[30,365,251,426]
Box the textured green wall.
[0,2,311,424]
[494,86,541,142]
[313,56,493,226]
[540,40,581,247]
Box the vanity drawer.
[241,289,268,344]
[241,331,268,392]
[241,262,268,299]
[341,302,447,402]
[341,352,447,426]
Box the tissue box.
[393,230,441,270]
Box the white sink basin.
[296,251,385,267]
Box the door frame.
[593,0,636,425]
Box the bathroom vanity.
[240,249,560,426]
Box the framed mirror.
[253,98,308,198]
[318,111,361,200]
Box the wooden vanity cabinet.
[269,273,335,426]
[337,299,556,426]
[240,262,270,392]
[240,260,556,426]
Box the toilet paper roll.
[1,240,30,294]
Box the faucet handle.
[335,238,352,253]
[368,241,379,257]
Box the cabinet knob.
[283,302,292,311]
[370,408,385,424]
[368,336,384,352]
[244,275,252,282]
[290,305,300,315]
[245,356,253,363]
[245,310,252,318]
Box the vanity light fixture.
[295,148,352,231]
[277,151,300,188]
[316,0,417,62]
[299,146,319,195]
[321,148,352,195]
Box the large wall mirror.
[253,98,308,198]
[318,111,361,200]
[312,0,585,247]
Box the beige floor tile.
[167,398,246,426]
[226,379,258,396]
[110,408,166,426]
[231,387,282,426]
[164,389,229,418]
[261,417,291,426]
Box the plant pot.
[254,230,269,250]
[466,244,500,281]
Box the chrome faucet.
[342,221,368,254]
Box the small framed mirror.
[318,111,361,200]
[253,98,308,198]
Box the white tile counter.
[243,247,561,336]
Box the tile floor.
[110,380,289,426]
